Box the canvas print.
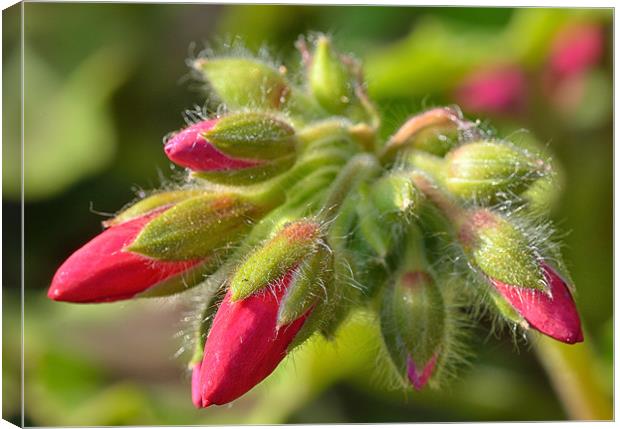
[2,3,613,425]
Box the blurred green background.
[2,4,613,425]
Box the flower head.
[195,271,309,407]
[48,212,204,303]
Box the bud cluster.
[49,34,583,408]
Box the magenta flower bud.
[455,65,526,115]
[195,270,310,407]
[164,119,261,172]
[48,211,204,303]
[549,23,604,79]
[489,262,583,344]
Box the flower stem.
[531,332,612,420]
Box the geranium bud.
[445,141,548,201]
[458,209,546,292]
[48,212,206,303]
[127,193,270,260]
[308,35,353,114]
[164,117,296,185]
[549,23,604,79]
[490,262,583,344]
[229,219,322,301]
[381,270,446,390]
[103,189,204,227]
[192,57,289,110]
[202,112,296,161]
[196,271,310,407]
[455,65,526,115]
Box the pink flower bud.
[489,262,583,344]
[195,271,309,407]
[164,120,261,172]
[48,212,202,303]
[455,65,526,115]
[549,23,604,79]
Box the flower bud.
[308,35,353,114]
[127,193,269,260]
[490,262,583,344]
[48,212,207,303]
[445,141,548,201]
[455,65,526,115]
[195,271,310,407]
[458,209,545,291]
[202,112,296,161]
[192,57,289,110]
[229,219,322,301]
[164,115,297,185]
[381,271,446,390]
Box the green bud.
[277,248,330,327]
[103,189,204,227]
[309,36,353,114]
[203,112,296,161]
[127,193,268,260]
[380,229,446,390]
[445,141,548,201]
[229,219,322,301]
[459,209,545,291]
[193,57,289,110]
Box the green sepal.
[445,141,548,201]
[203,112,296,160]
[309,36,352,114]
[460,209,546,291]
[192,154,296,186]
[229,219,322,301]
[277,247,330,327]
[193,57,289,110]
[104,189,204,227]
[127,193,266,260]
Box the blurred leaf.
[5,44,134,201]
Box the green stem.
[531,332,612,420]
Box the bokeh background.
[2,4,613,425]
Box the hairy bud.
[192,57,289,110]
[445,141,548,201]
